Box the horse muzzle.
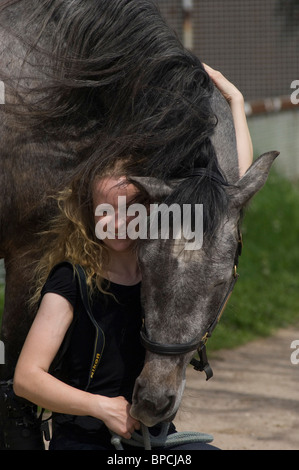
[130,362,186,427]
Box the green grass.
[1,171,299,351]
[209,170,299,351]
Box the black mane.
[1,0,228,231]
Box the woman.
[13,67,253,450]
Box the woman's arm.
[204,63,253,177]
[13,292,140,439]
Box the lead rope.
[110,423,213,450]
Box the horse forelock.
[163,175,229,242]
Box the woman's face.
[93,176,140,253]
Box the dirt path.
[174,325,299,450]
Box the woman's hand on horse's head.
[203,63,244,105]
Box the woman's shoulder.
[41,261,79,308]
[48,261,76,277]
[46,261,78,286]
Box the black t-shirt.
[41,263,145,402]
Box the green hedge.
[210,170,299,350]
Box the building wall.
[192,0,298,101]
[157,0,299,101]
[157,1,299,179]
[248,110,299,180]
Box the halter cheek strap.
[190,270,239,380]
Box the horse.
[0,0,278,448]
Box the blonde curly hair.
[29,159,136,309]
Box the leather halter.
[140,229,243,381]
[139,168,242,380]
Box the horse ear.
[129,176,182,200]
[228,151,279,209]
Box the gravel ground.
[174,325,299,450]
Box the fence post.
[182,0,193,50]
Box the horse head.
[130,150,278,426]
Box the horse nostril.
[164,393,176,414]
[132,377,147,403]
[141,394,175,417]
[142,396,172,416]
[136,377,147,390]
[133,377,176,417]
